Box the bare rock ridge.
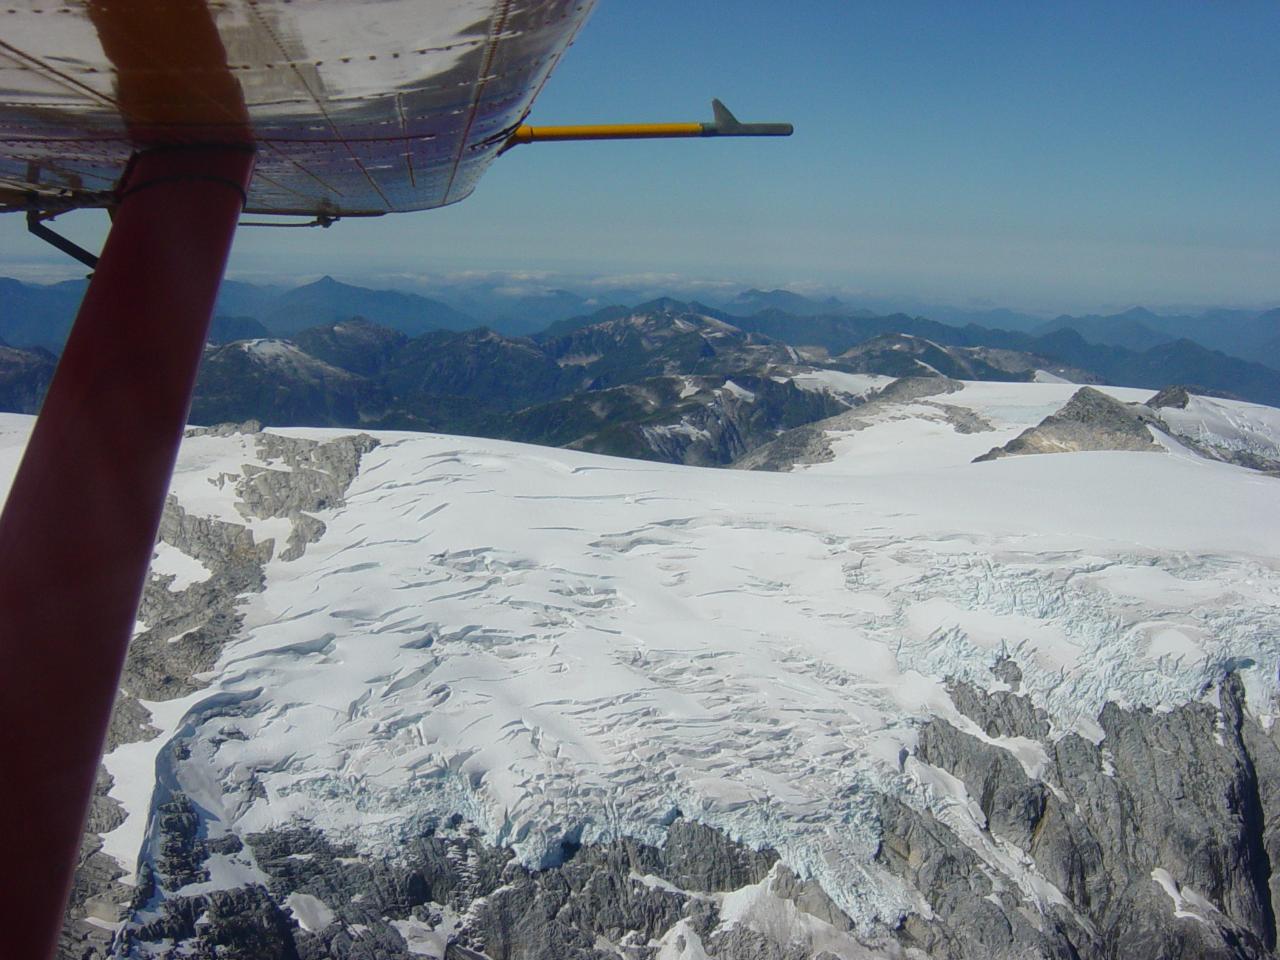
[974,385,1163,461]
[232,428,379,559]
[62,491,277,959]
[1149,384,1192,410]
[124,819,803,960]
[59,425,379,960]
[893,671,1280,960]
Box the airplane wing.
[0,0,597,216]
[0,8,790,958]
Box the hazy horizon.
[3,263,1276,323]
[1,1,1277,315]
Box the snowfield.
[1159,393,1280,464]
[3,379,1279,934]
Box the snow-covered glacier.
[6,380,1280,959]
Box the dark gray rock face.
[125,885,302,960]
[876,795,1086,960]
[57,770,129,960]
[123,819,781,960]
[153,795,210,891]
[917,719,1049,849]
[1149,384,1193,410]
[128,496,273,707]
[894,671,1280,960]
[946,677,1049,740]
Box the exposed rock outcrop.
[59,427,379,959]
[123,818,793,960]
[975,386,1163,461]
[237,431,377,521]
[1149,384,1192,410]
[894,671,1280,959]
[57,770,130,960]
[946,677,1049,740]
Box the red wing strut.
[0,4,791,958]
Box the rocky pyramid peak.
[975,386,1162,461]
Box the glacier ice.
[2,379,1276,935]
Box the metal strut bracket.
[26,208,100,269]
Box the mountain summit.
[260,276,475,336]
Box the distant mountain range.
[720,289,1076,334]
[7,297,1279,475]
[3,281,1279,460]
[1036,305,1280,363]
[0,277,88,350]
[0,275,477,351]
[718,308,1280,405]
[723,289,1280,365]
[2,275,1274,370]
[723,288,868,318]
[175,309,849,465]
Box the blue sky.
[2,1,1278,313]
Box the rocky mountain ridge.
[5,282,1279,413]
[6,299,1279,482]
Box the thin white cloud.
[0,260,91,284]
